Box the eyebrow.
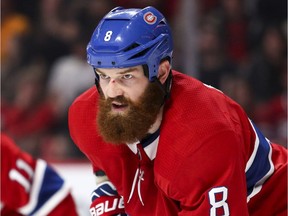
[95,67,138,75]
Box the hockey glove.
[89,181,127,216]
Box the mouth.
[111,101,129,112]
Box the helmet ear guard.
[143,57,173,101]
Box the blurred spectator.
[115,0,178,21]
[40,133,78,162]
[38,0,115,69]
[198,0,220,15]
[203,0,250,65]
[37,0,80,68]
[219,74,255,118]
[47,38,94,121]
[1,0,32,93]
[1,62,56,157]
[1,0,30,65]
[219,0,250,65]
[247,25,287,105]
[197,17,238,89]
[257,0,287,26]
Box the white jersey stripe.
[245,120,275,201]
[247,141,274,202]
[245,119,260,172]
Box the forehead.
[95,65,144,75]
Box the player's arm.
[165,131,250,215]
[0,133,78,216]
[89,170,127,216]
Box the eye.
[122,74,133,80]
[98,73,110,80]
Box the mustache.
[101,95,133,107]
[105,96,129,104]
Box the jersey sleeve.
[163,131,249,216]
[0,133,78,215]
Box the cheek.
[127,91,141,102]
[128,83,148,102]
[98,83,108,99]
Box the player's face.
[95,66,149,114]
[96,66,165,144]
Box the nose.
[106,79,124,98]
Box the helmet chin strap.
[93,69,104,96]
[94,77,102,94]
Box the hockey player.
[0,133,78,215]
[68,6,288,216]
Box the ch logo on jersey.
[143,12,157,25]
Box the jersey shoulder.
[155,71,251,186]
[167,71,246,146]
[69,86,99,139]
[71,85,99,106]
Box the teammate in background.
[1,133,78,215]
[68,6,287,216]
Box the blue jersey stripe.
[30,165,64,215]
[245,121,273,196]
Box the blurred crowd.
[1,0,287,161]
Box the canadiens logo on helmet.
[143,12,157,25]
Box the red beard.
[97,81,165,144]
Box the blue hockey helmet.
[87,6,173,81]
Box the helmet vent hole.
[97,61,101,65]
[124,43,140,52]
[111,61,116,65]
[158,20,167,26]
[129,48,149,60]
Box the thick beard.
[97,81,165,145]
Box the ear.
[157,60,170,84]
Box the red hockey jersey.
[69,70,287,216]
[0,133,78,216]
